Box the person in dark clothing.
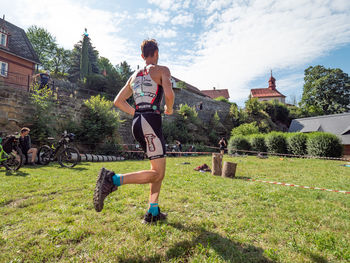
[93,39,175,224]
[218,137,227,155]
[34,71,51,89]
[175,140,182,157]
[19,127,37,165]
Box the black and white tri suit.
[131,65,166,160]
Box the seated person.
[19,127,38,165]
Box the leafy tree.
[98,57,115,76]
[245,98,263,116]
[214,96,230,103]
[261,100,289,125]
[116,61,134,84]
[98,57,124,95]
[208,111,225,144]
[50,47,72,76]
[177,104,199,124]
[231,122,259,137]
[243,98,276,132]
[26,25,57,70]
[300,65,350,115]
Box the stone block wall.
[0,83,231,144]
[171,88,231,123]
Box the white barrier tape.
[246,179,350,194]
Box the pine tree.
[80,30,89,80]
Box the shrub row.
[228,132,343,158]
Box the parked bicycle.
[38,131,81,168]
[120,144,146,160]
[0,133,23,171]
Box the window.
[0,33,7,46]
[0,61,8,77]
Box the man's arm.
[161,67,174,115]
[114,76,135,116]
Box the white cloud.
[147,28,177,39]
[172,0,350,102]
[136,9,169,24]
[171,13,194,26]
[2,0,132,65]
[3,0,350,105]
[163,42,177,47]
[274,73,305,94]
[147,0,183,10]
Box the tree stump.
[222,161,237,178]
[212,153,223,176]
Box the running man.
[93,39,175,224]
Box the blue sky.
[3,0,350,106]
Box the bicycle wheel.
[38,145,53,165]
[58,147,80,168]
[4,147,23,171]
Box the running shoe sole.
[93,167,107,212]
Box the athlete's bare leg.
[121,158,166,194]
[148,158,166,203]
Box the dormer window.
[0,24,9,47]
[0,32,7,46]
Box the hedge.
[228,131,343,158]
[228,136,251,154]
[306,132,343,157]
[249,134,267,152]
[287,133,307,156]
[265,132,288,154]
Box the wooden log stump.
[222,161,237,178]
[212,153,223,176]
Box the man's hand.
[164,105,173,115]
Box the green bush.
[79,95,121,145]
[177,104,198,124]
[287,133,307,155]
[228,136,251,154]
[28,84,56,143]
[265,132,288,154]
[306,132,343,157]
[231,122,259,137]
[249,134,267,152]
[214,96,230,103]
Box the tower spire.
[268,71,276,90]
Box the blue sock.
[148,203,159,216]
[112,174,124,186]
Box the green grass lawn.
[0,156,349,263]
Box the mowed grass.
[0,156,349,263]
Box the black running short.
[132,111,166,160]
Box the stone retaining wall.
[0,82,231,143]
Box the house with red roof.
[0,17,40,90]
[250,72,286,103]
[201,87,230,100]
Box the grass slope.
[0,156,349,262]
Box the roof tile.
[0,18,40,64]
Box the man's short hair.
[21,127,30,133]
[141,39,158,58]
